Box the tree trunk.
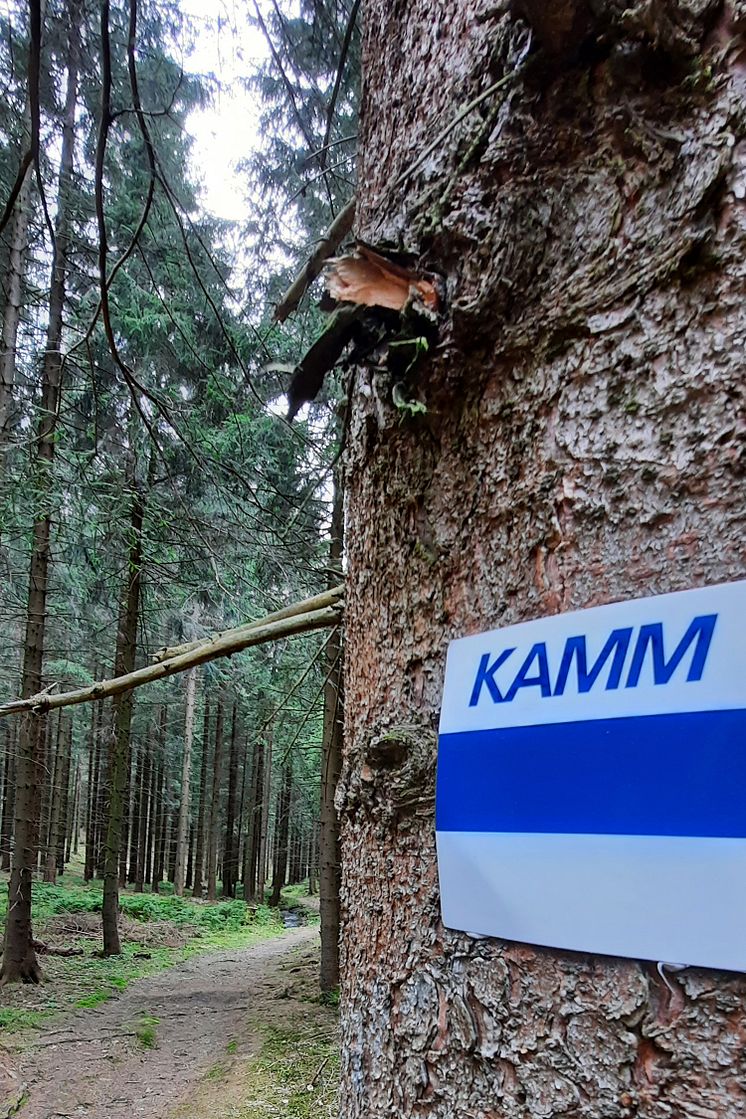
[1,5,81,984]
[257,729,272,903]
[0,132,32,446]
[222,701,240,898]
[206,693,225,901]
[43,716,64,884]
[56,716,71,875]
[127,744,142,884]
[102,481,145,956]
[320,470,344,993]
[152,755,166,893]
[0,723,16,871]
[191,695,210,898]
[340,3,746,1114]
[242,739,262,903]
[174,667,197,895]
[134,732,151,892]
[269,758,292,908]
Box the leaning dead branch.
[274,198,356,322]
[0,599,343,719]
[152,584,344,662]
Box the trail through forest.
[3,923,326,1118]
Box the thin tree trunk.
[102,480,146,956]
[185,822,194,889]
[134,732,150,892]
[174,667,197,895]
[191,695,210,898]
[320,471,344,993]
[151,754,166,893]
[56,716,71,875]
[1,6,81,984]
[69,758,81,859]
[43,717,64,884]
[206,693,225,901]
[242,740,262,903]
[127,744,142,884]
[257,730,272,904]
[0,723,15,871]
[269,758,292,907]
[221,701,240,898]
[0,117,32,446]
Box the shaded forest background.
[0,0,359,982]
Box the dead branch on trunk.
[0,596,343,719]
[274,199,356,322]
[152,584,344,662]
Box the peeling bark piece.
[287,305,363,420]
[326,245,439,313]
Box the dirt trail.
[7,924,319,1119]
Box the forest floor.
[0,880,339,1119]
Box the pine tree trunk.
[191,695,210,898]
[340,3,746,1113]
[242,739,262,903]
[127,744,142,884]
[269,759,292,907]
[222,701,240,898]
[320,472,344,993]
[0,138,32,445]
[206,694,225,902]
[257,731,272,903]
[134,733,150,893]
[43,716,64,884]
[1,5,81,984]
[0,723,15,872]
[56,716,71,875]
[174,667,197,895]
[152,754,166,893]
[102,482,145,956]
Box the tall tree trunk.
[174,667,197,895]
[0,118,32,446]
[69,757,81,860]
[1,5,81,984]
[242,739,262,903]
[257,729,272,903]
[340,4,746,1114]
[101,481,145,956]
[320,471,344,993]
[222,701,240,898]
[269,758,292,907]
[151,754,166,893]
[134,732,151,892]
[43,716,64,884]
[127,743,142,883]
[191,695,210,898]
[0,723,15,871]
[56,715,71,875]
[206,693,225,901]
[85,701,104,882]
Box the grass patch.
[235,1024,339,1119]
[0,1007,53,1032]
[135,1015,159,1049]
[226,1039,238,1054]
[75,989,113,1009]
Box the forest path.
[9,923,321,1119]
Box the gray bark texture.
[340,2,746,1116]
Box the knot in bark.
[336,723,436,824]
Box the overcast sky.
[178,0,270,223]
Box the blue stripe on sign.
[435,709,746,838]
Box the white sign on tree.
[436,580,746,971]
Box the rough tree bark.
[269,757,292,907]
[0,4,81,984]
[340,2,746,1115]
[320,472,344,994]
[174,667,197,895]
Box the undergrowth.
[235,1024,339,1119]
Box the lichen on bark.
[341,2,746,1116]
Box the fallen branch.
[0,600,342,718]
[152,584,344,662]
[31,940,84,957]
[274,199,355,322]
